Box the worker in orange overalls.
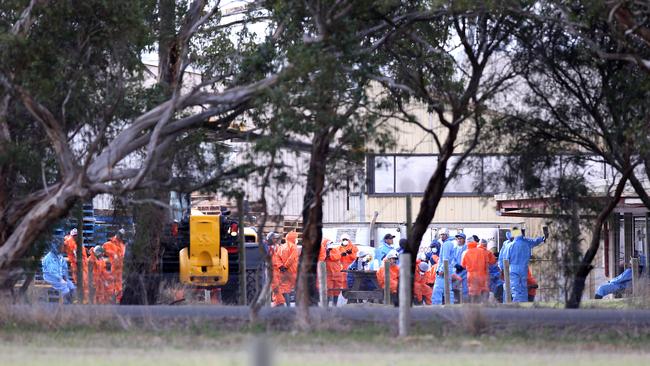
[103,229,126,303]
[376,250,399,306]
[88,246,110,304]
[270,231,299,306]
[63,228,90,302]
[282,231,299,298]
[63,229,79,283]
[413,259,430,305]
[422,259,436,305]
[461,237,496,303]
[318,238,343,306]
[337,235,357,289]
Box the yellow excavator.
[178,211,258,290]
[179,215,230,287]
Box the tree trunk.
[296,132,329,329]
[120,0,175,305]
[566,171,630,308]
[0,179,81,273]
[121,189,167,304]
[406,126,459,294]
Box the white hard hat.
[266,232,281,243]
[340,234,351,242]
[386,250,399,259]
[417,252,427,262]
[70,228,78,236]
[487,240,497,251]
[439,228,449,236]
[326,240,336,249]
[418,262,430,272]
[357,249,368,258]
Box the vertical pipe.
[443,259,451,305]
[406,195,412,239]
[399,253,411,337]
[237,196,247,306]
[632,257,639,297]
[384,260,391,305]
[604,220,610,278]
[504,259,512,304]
[318,261,327,308]
[646,213,650,278]
[612,214,621,276]
[624,213,633,268]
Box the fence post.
[318,261,327,308]
[504,259,512,304]
[250,337,272,366]
[88,258,95,304]
[632,257,640,297]
[384,260,391,305]
[399,253,411,337]
[237,195,247,305]
[443,259,450,305]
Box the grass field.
[1,324,649,366]
[2,301,650,366]
[2,345,649,366]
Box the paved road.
[9,304,650,327]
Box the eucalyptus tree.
[486,3,650,307]
[371,2,524,282]
[0,0,284,285]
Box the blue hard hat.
[455,233,466,239]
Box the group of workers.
[372,227,544,305]
[41,228,127,303]
[266,226,546,307]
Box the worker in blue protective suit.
[487,240,504,303]
[375,233,396,262]
[498,230,514,301]
[397,238,407,255]
[431,228,456,304]
[426,239,441,265]
[452,233,468,303]
[595,255,646,299]
[502,231,513,250]
[42,236,76,303]
[498,227,545,302]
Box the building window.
[369,154,620,196]
[395,155,437,193]
[373,156,395,193]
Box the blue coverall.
[42,242,76,300]
[488,262,504,299]
[431,238,456,304]
[374,240,393,262]
[595,269,633,298]
[453,243,468,301]
[498,235,544,302]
